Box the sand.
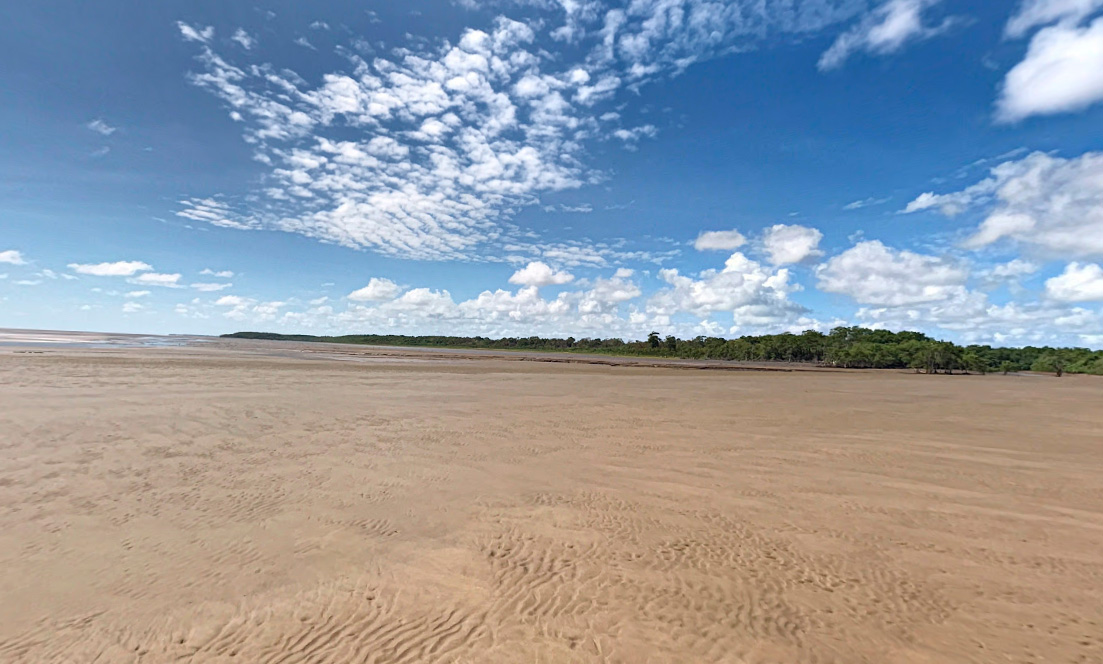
[1,340,1101,663]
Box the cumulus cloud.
[68,260,152,276]
[816,240,969,306]
[693,230,746,251]
[200,268,234,278]
[215,295,249,307]
[996,18,1103,122]
[586,0,864,80]
[1005,0,1103,38]
[508,261,574,287]
[125,290,151,298]
[612,123,657,147]
[177,18,589,259]
[577,270,641,314]
[760,224,823,265]
[170,246,1101,347]
[903,150,1103,258]
[122,302,144,313]
[175,2,867,260]
[648,252,806,331]
[854,297,1103,347]
[978,258,1039,289]
[808,241,1090,345]
[1045,262,1103,302]
[195,253,822,342]
[211,295,287,321]
[129,272,182,287]
[177,22,214,43]
[818,0,957,71]
[86,119,117,136]
[231,28,256,50]
[348,277,402,302]
[0,249,26,265]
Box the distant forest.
[222,327,1103,376]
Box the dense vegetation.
[223,327,1103,376]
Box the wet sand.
[1,342,1101,663]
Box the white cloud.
[200,268,234,278]
[177,22,214,44]
[508,261,574,287]
[129,272,182,287]
[348,277,402,302]
[809,242,1096,345]
[176,18,589,259]
[818,0,956,71]
[854,298,1103,347]
[1045,262,1103,301]
[545,203,593,213]
[0,249,26,265]
[577,271,641,314]
[997,18,1103,122]
[978,258,1040,289]
[903,150,1103,258]
[231,28,256,50]
[86,119,117,136]
[590,0,863,80]
[177,199,245,228]
[694,230,746,251]
[125,290,151,298]
[843,196,890,210]
[68,260,152,276]
[175,3,867,261]
[197,253,810,341]
[648,252,806,332]
[760,224,824,265]
[122,302,144,313]
[612,124,657,146]
[191,282,233,292]
[212,294,288,321]
[1005,0,1103,38]
[816,240,969,306]
[174,250,1102,347]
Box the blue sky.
[4,0,1103,346]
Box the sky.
[3,0,1103,347]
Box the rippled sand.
[1,343,1101,663]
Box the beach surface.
[1,336,1101,663]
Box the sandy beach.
[1,339,1101,663]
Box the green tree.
[647,331,661,349]
[962,352,988,375]
[1033,351,1071,377]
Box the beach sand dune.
[1,347,1101,662]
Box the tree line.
[222,327,1103,376]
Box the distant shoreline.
[221,329,1103,377]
